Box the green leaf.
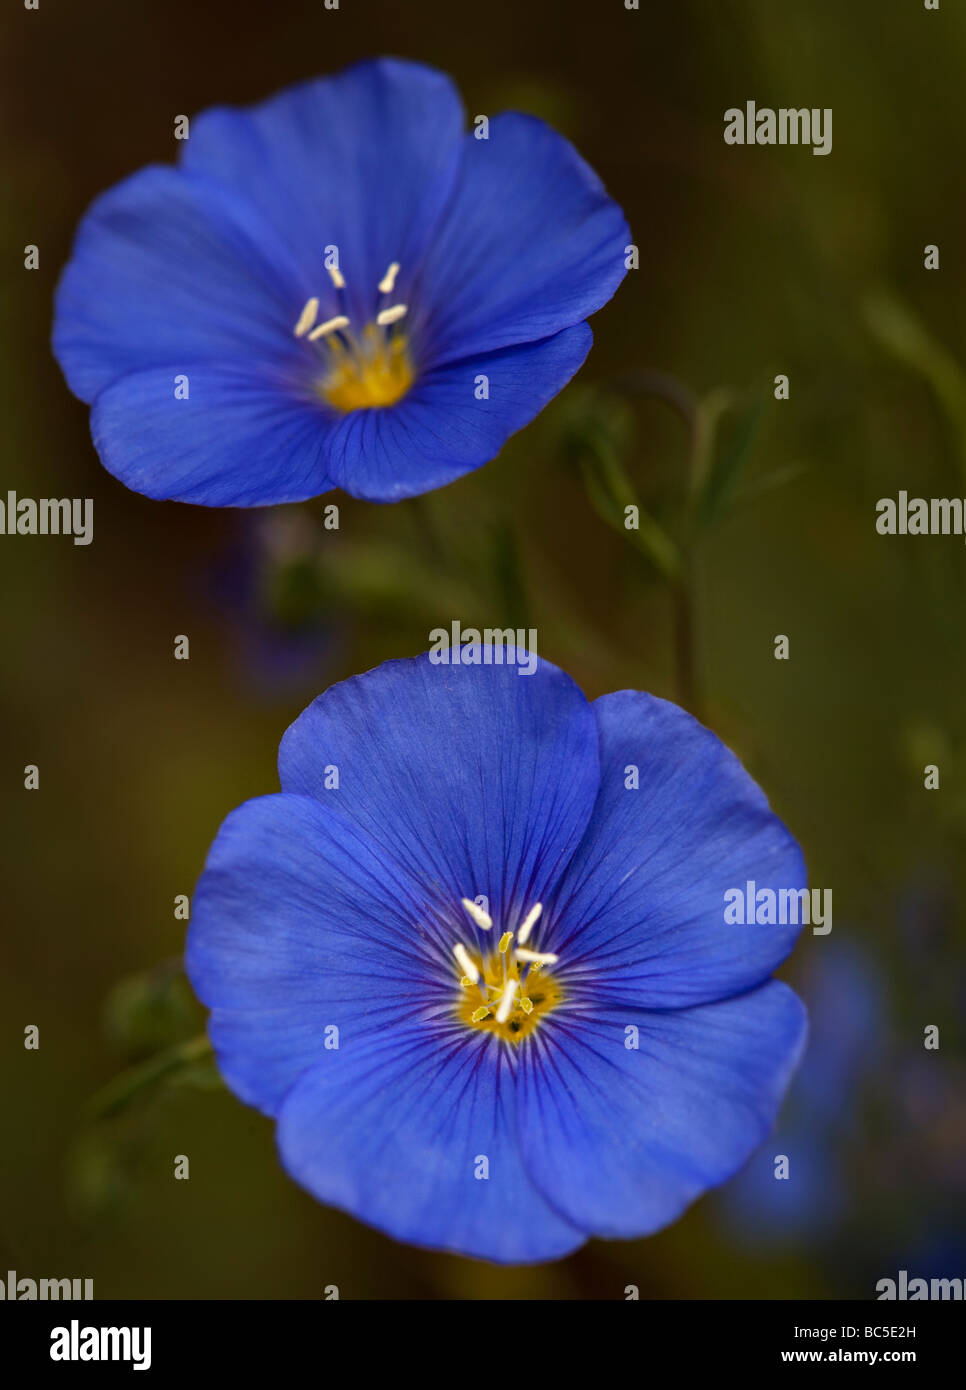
[579,437,682,580]
[863,289,966,486]
[696,389,767,526]
[169,1059,225,1092]
[739,461,807,505]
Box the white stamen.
[326,265,346,290]
[461,897,492,930]
[376,303,408,327]
[495,979,519,1025]
[517,902,543,945]
[515,948,559,965]
[452,943,479,983]
[293,297,319,337]
[378,262,400,295]
[307,315,350,341]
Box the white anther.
[495,979,519,1025]
[452,943,479,984]
[326,265,346,290]
[516,902,543,945]
[293,297,319,337]
[376,303,408,327]
[515,948,559,965]
[378,262,400,295]
[307,315,351,341]
[461,897,492,930]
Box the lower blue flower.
[187,649,808,1262]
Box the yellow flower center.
[452,900,563,1044]
[292,261,414,413]
[317,323,414,412]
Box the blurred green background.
[2,0,965,1299]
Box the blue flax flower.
[52,59,629,505]
[187,649,807,1262]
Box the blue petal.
[547,692,807,1008]
[412,113,629,367]
[275,1020,585,1262]
[324,324,592,501]
[187,792,450,1116]
[278,649,600,936]
[53,166,306,404]
[181,59,466,329]
[89,362,338,505]
[517,982,807,1238]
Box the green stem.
[608,371,710,714]
[86,1034,213,1121]
[672,553,701,718]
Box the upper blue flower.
[187,648,808,1263]
[52,59,630,505]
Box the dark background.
[1,0,965,1298]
